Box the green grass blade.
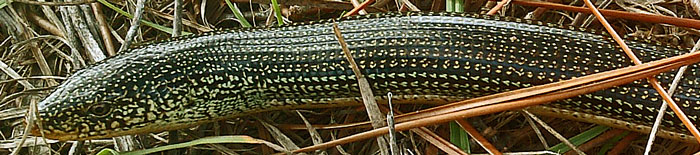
[122,136,264,155]
[455,0,464,12]
[0,0,7,9]
[270,0,283,26]
[598,131,629,155]
[96,149,120,155]
[446,0,455,12]
[450,121,471,152]
[96,0,192,35]
[549,125,610,153]
[339,11,347,18]
[224,0,251,27]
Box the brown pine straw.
[454,119,502,155]
[350,0,368,15]
[608,133,640,155]
[291,48,700,153]
[581,0,700,144]
[343,0,374,17]
[564,129,626,155]
[491,0,700,29]
[414,127,468,154]
[486,0,511,15]
[379,105,468,154]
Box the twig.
[167,1,183,154]
[112,0,147,151]
[522,110,549,149]
[117,0,146,53]
[66,1,106,62]
[522,110,584,155]
[332,22,389,155]
[386,93,399,155]
[26,13,64,38]
[91,2,116,56]
[173,0,183,37]
[36,0,68,42]
[57,4,88,68]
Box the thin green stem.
[270,0,283,26]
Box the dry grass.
[1,0,699,154]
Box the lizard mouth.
[29,119,210,141]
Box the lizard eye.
[88,104,112,117]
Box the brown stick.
[91,3,116,56]
[332,22,390,155]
